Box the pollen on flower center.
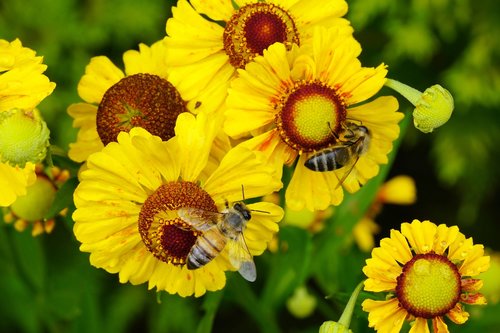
[138,181,218,266]
[396,252,461,318]
[223,3,299,69]
[96,73,187,145]
[275,81,346,153]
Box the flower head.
[68,40,227,162]
[362,220,490,333]
[73,112,283,297]
[0,39,55,206]
[385,79,454,133]
[164,0,352,97]
[225,27,403,211]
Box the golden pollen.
[138,181,218,266]
[275,81,346,153]
[96,73,187,145]
[223,3,299,69]
[396,252,461,318]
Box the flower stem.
[385,78,422,106]
[338,281,364,329]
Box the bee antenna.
[241,184,246,201]
[326,121,339,140]
[250,209,270,214]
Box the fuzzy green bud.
[0,109,50,167]
[319,321,352,333]
[10,176,56,221]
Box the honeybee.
[304,122,370,186]
[177,201,257,282]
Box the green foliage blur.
[1,0,499,332]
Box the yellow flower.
[225,27,403,211]
[362,220,490,333]
[73,112,283,297]
[164,0,353,96]
[67,40,227,163]
[0,39,55,206]
[0,39,55,113]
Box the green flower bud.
[10,175,56,221]
[0,109,50,167]
[319,321,352,333]
[385,79,454,133]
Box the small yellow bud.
[413,85,454,133]
[0,109,50,167]
[385,79,454,133]
[10,176,56,221]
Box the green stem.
[338,281,364,329]
[385,78,422,106]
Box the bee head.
[234,202,252,221]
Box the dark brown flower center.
[396,252,461,319]
[138,181,218,266]
[96,73,187,145]
[223,3,299,69]
[275,81,346,153]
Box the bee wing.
[228,234,256,282]
[334,154,360,190]
[177,207,220,232]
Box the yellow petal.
[401,220,437,254]
[362,298,407,333]
[432,316,450,333]
[379,229,413,265]
[0,162,36,207]
[78,56,124,104]
[409,317,430,333]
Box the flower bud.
[413,84,454,133]
[0,109,50,167]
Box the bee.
[304,122,370,186]
[177,200,257,282]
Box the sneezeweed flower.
[73,113,283,297]
[0,39,55,207]
[3,165,69,236]
[164,0,353,95]
[362,220,489,333]
[385,79,454,133]
[68,40,228,163]
[225,27,403,211]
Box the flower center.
[275,81,346,153]
[138,181,218,266]
[96,73,187,145]
[396,252,461,318]
[223,3,299,69]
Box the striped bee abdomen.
[304,148,351,172]
[187,228,226,270]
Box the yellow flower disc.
[275,82,346,153]
[396,252,461,318]
[223,3,299,69]
[96,73,187,145]
[138,181,218,266]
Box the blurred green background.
[1,0,499,332]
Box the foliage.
[1,0,499,332]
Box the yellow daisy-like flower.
[362,220,490,333]
[68,40,228,163]
[0,39,55,206]
[73,112,283,297]
[0,38,55,113]
[225,27,403,211]
[163,0,352,96]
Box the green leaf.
[261,226,313,309]
[44,177,78,220]
[196,291,224,333]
